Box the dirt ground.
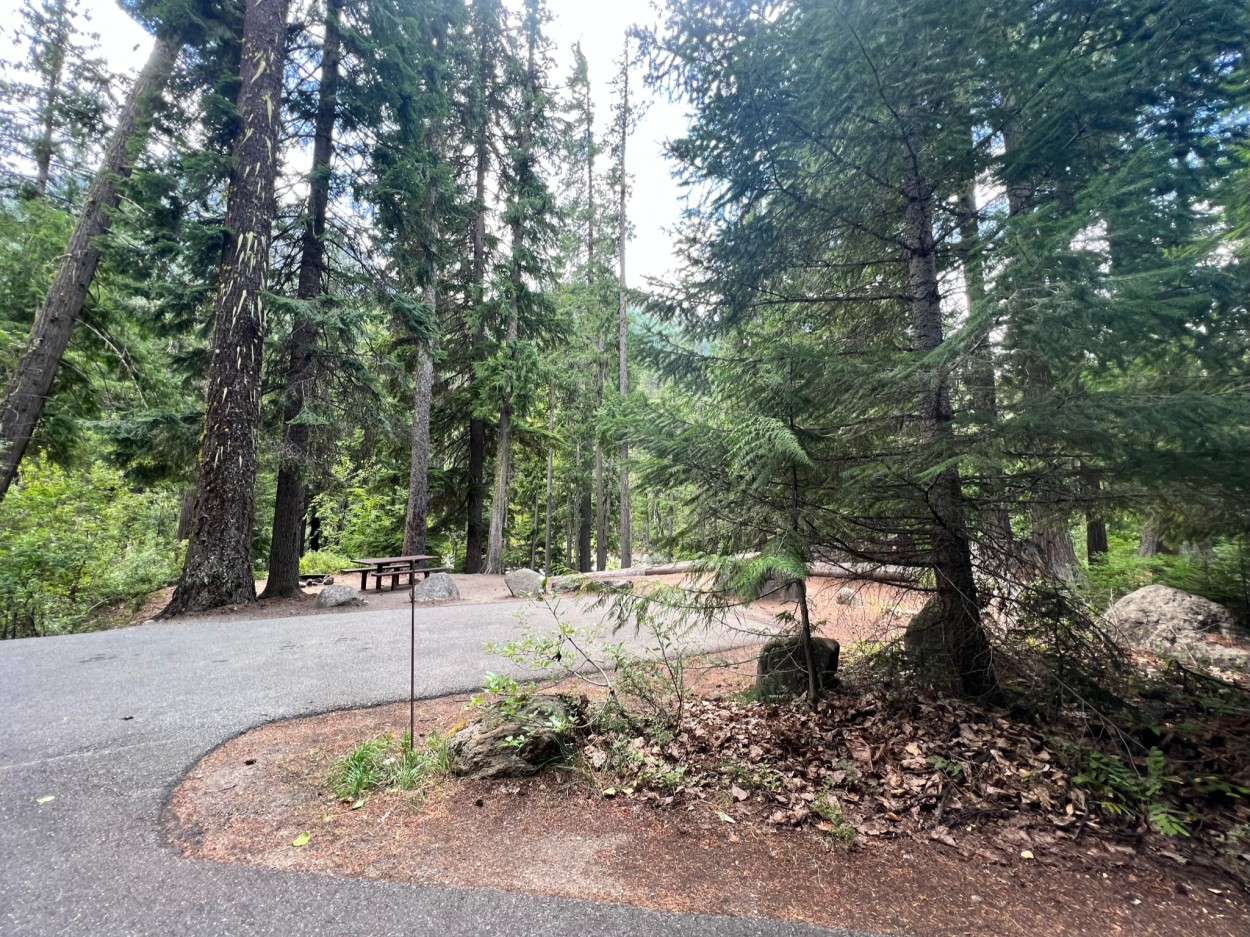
[168,690,1249,937]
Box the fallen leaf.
[291,832,310,847]
[351,798,365,810]
[716,810,736,824]
[905,742,921,756]
[601,788,617,798]
[730,785,749,802]
[1020,849,1034,860]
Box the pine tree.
[0,7,185,501]
[166,0,289,614]
[484,0,556,574]
[260,0,342,598]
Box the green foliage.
[1084,532,1250,626]
[330,732,450,801]
[1073,748,1190,837]
[812,786,857,848]
[0,457,180,638]
[297,550,352,575]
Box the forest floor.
[167,572,1250,937]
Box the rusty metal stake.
[409,578,416,752]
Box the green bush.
[298,550,353,575]
[0,458,181,638]
[1085,532,1249,626]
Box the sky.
[1,0,691,283]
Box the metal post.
[409,578,415,751]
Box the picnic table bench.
[345,555,449,591]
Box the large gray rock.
[504,567,545,598]
[412,572,460,602]
[447,695,577,779]
[313,584,366,608]
[1107,585,1246,667]
[756,634,840,700]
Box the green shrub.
[1084,532,1249,626]
[298,550,353,575]
[0,458,181,639]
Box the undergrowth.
[331,732,451,802]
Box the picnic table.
[345,554,446,591]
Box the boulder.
[756,635,840,700]
[447,695,577,779]
[313,584,367,608]
[505,567,545,598]
[1107,585,1247,668]
[412,572,460,602]
[714,568,802,603]
[834,586,864,607]
[760,575,803,603]
[903,596,943,657]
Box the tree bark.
[594,440,607,570]
[261,0,340,598]
[466,417,486,571]
[0,30,181,501]
[616,38,632,570]
[904,138,998,700]
[403,297,435,556]
[544,382,554,574]
[176,486,196,540]
[484,316,515,574]
[165,0,288,615]
[464,108,490,573]
[33,0,69,197]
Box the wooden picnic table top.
[352,554,439,567]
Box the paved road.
[0,599,875,936]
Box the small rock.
[834,586,864,607]
[504,567,545,598]
[314,584,367,608]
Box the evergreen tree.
[166,0,290,614]
[0,2,191,501]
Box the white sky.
[1,0,689,283]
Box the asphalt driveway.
[0,599,876,936]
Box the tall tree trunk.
[1138,524,1161,557]
[577,483,592,571]
[466,418,486,571]
[0,31,181,501]
[616,38,632,570]
[464,121,490,573]
[33,0,69,197]
[544,383,554,574]
[165,0,288,616]
[594,440,606,570]
[958,180,1012,549]
[1002,99,1077,580]
[261,0,340,598]
[403,295,436,556]
[484,316,516,574]
[904,140,998,700]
